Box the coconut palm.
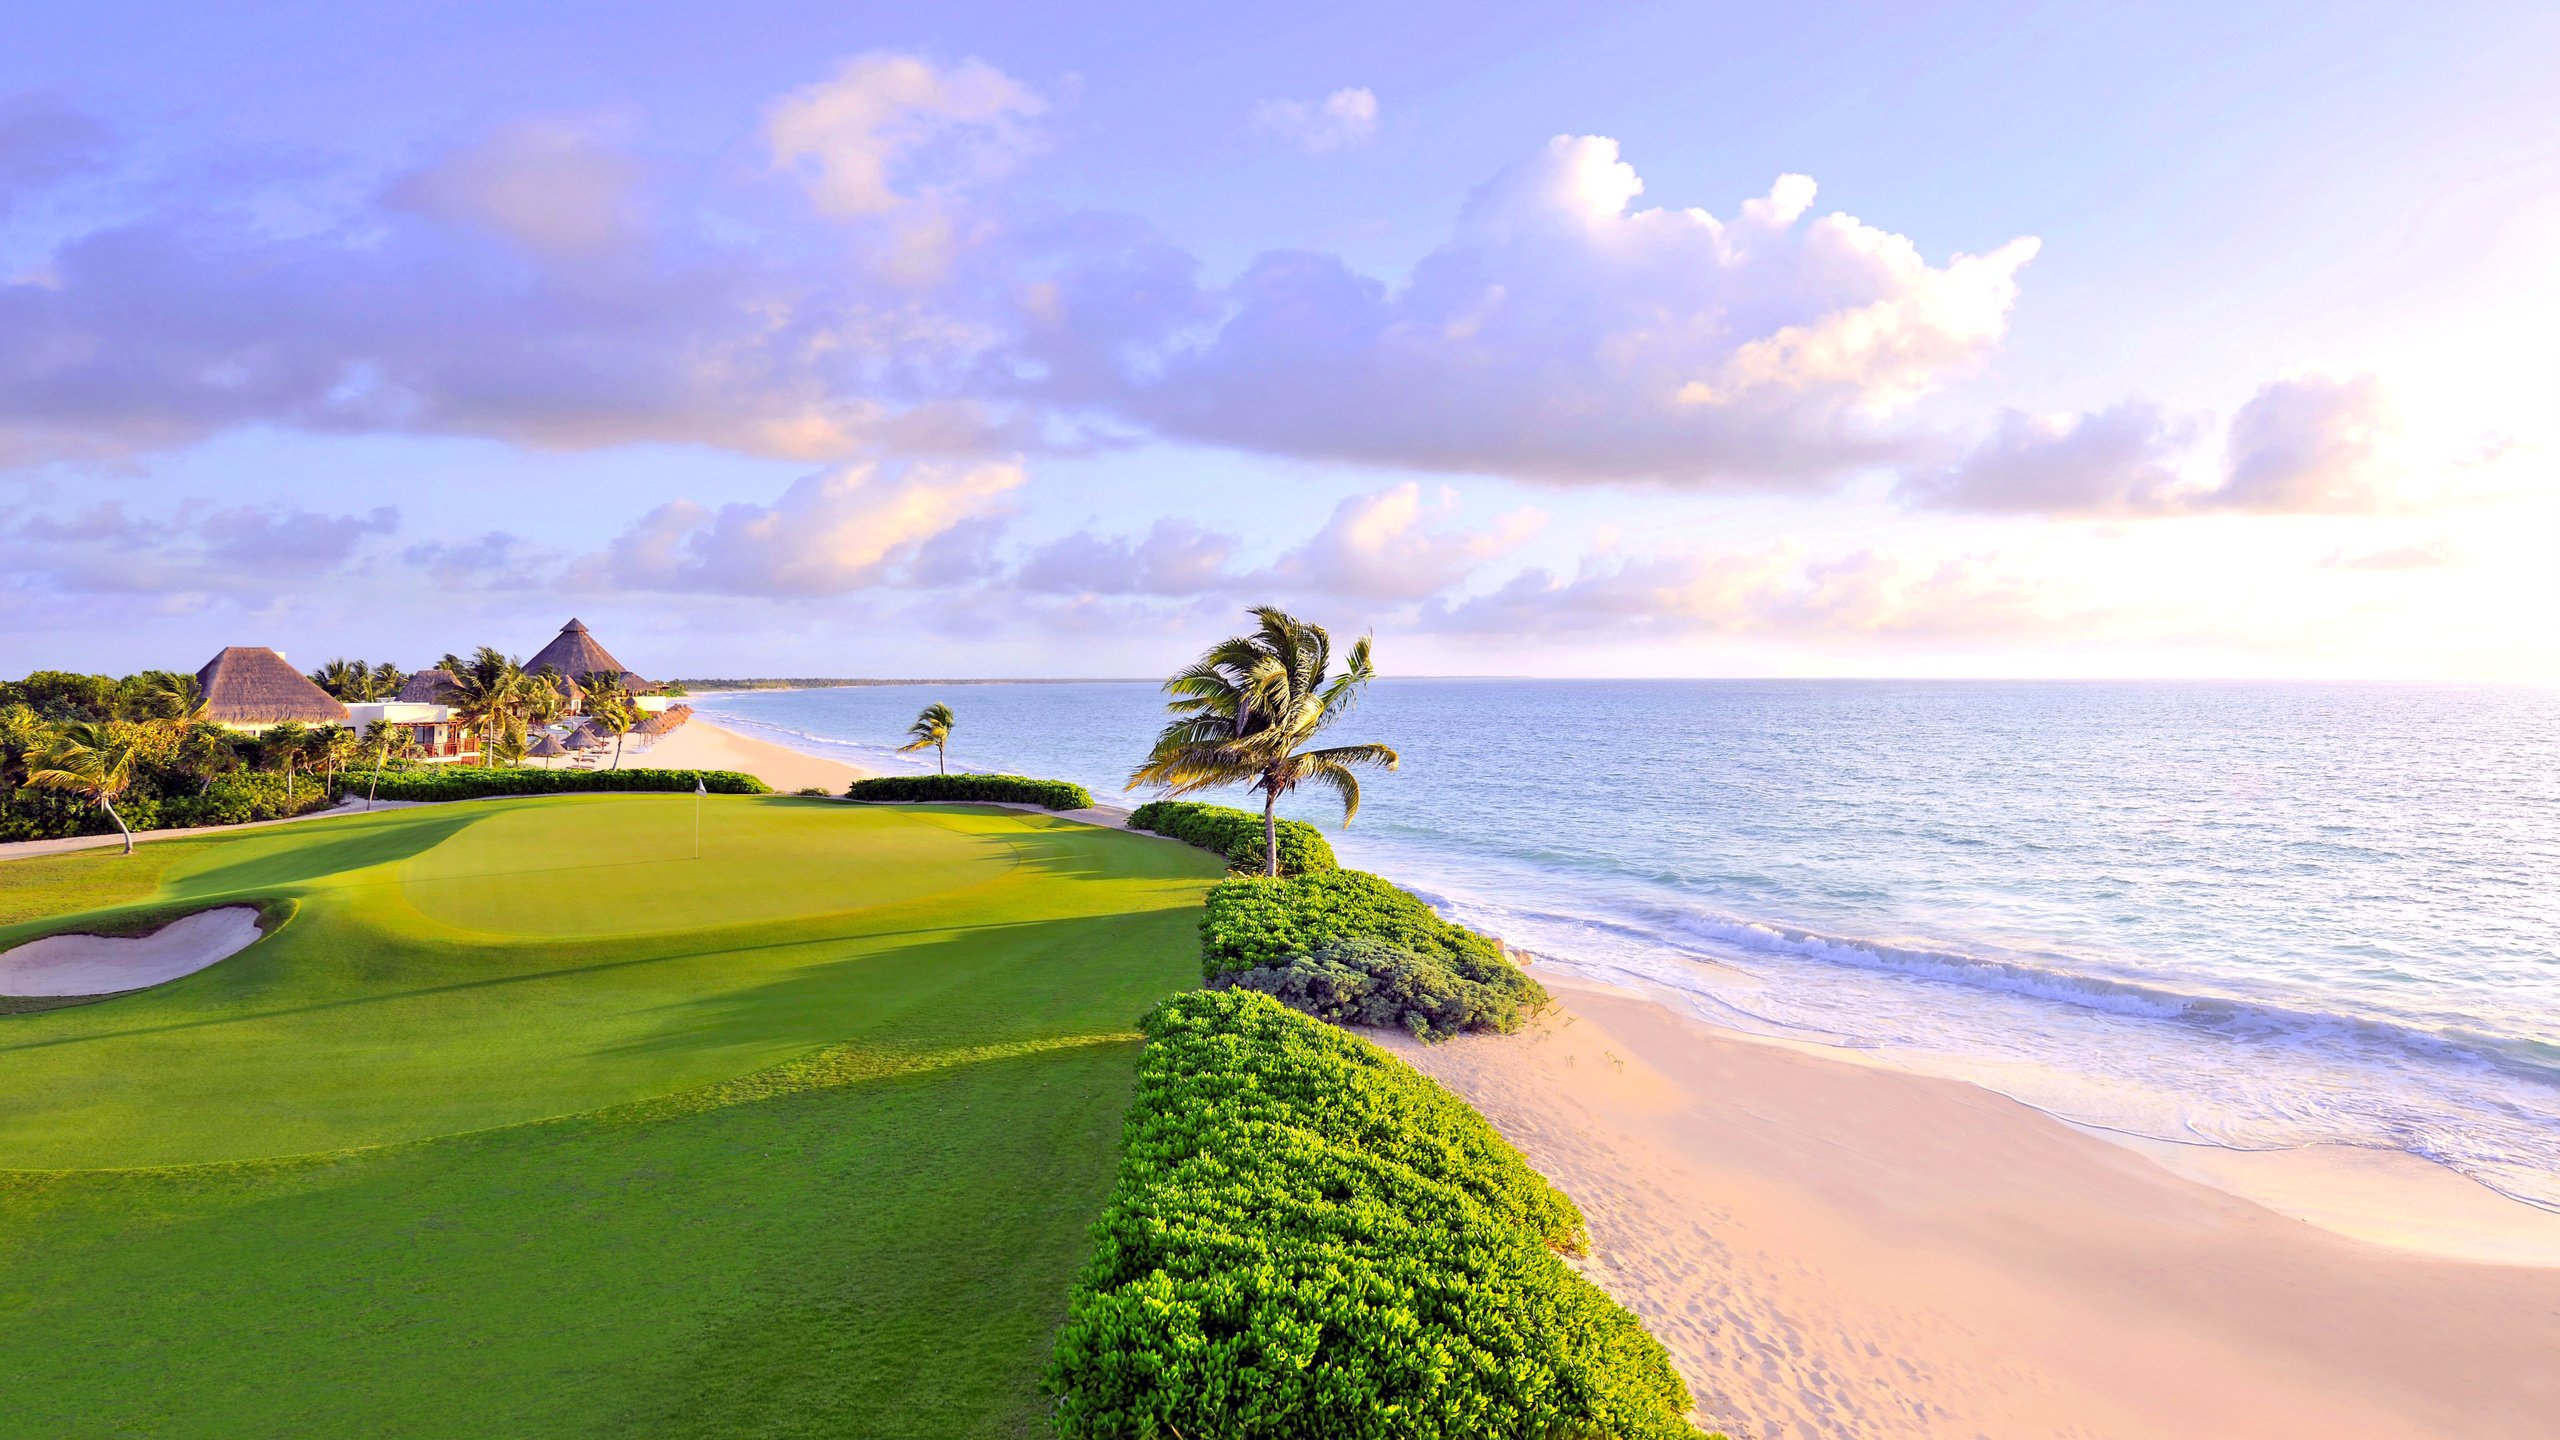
[370,660,407,699]
[440,648,527,767]
[1129,606,1400,876]
[590,700,635,771]
[144,672,209,724]
[177,724,241,794]
[26,721,147,855]
[362,720,414,808]
[899,702,956,774]
[262,720,311,803]
[310,657,374,701]
[308,726,360,798]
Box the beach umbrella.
[526,734,568,768]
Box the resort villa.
[192,619,680,764]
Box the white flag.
[695,779,707,796]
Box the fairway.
[0,794,1222,1437]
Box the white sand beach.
[623,719,873,793]
[1388,974,2560,1440]
[0,906,265,996]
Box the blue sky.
[4,1,2552,679]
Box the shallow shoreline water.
[690,679,2560,1222]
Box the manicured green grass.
[0,794,1221,1437]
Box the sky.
[2,0,2554,681]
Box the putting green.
[0,792,1222,1436]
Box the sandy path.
[1385,976,2560,1440]
[620,720,873,792]
[0,907,265,996]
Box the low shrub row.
[1199,868,1547,1036]
[1126,799,1337,876]
[0,772,337,843]
[843,773,1093,810]
[1045,988,1699,1439]
[365,767,771,801]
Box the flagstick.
[693,777,705,860]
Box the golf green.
[0,794,1222,1437]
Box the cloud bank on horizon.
[1,17,2550,680]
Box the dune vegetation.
[0,793,1220,1437]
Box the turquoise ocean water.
[694,680,2560,1210]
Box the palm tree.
[263,720,310,803]
[899,702,956,774]
[440,648,527,767]
[310,657,373,701]
[177,724,241,794]
[362,720,414,809]
[26,721,147,855]
[1129,607,1400,877]
[308,726,360,799]
[590,700,635,771]
[146,672,208,725]
[370,661,408,699]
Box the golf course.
[0,793,1222,1437]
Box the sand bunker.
[0,907,264,996]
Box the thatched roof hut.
[525,618,647,691]
[195,647,351,728]
[565,720,609,749]
[396,668,465,705]
[526,734,568,761]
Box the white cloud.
[1038,138,2040,485]
[1264,483,1542,598]
[1906,372,2401,518]
[589,457,1022,595]
[1017,518,1236,596]
[766,52,1043,219]
[1250,88,1379,152]
[2216,372,2395,513]
[2321,540,2458,571]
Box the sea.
[692,679,2560,1212]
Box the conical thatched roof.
[525,618,645,690]
[526,734,568,758]
[196,647,350,726]
[566,720,609,749]
[396,667,464,705]
[631,706,690,739]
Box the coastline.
[1386,972,2560,1440]
[626,717,874,792]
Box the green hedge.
[365,767,771,801]
[1199,869,1547,1036]
[843,773,1093,810]
[0,772,336,842]
[1046,989,1699,1439]
[1127,799,1337,876]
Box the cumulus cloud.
[1036,139,2040,485]
[1424,544,2073,640]
[587,457,1022,595]
[1017,518,1236,595]
[2214,373,2395,513]
[1265,483,1542,598]
[1908,373,2402,518]
[1250,88,1379,152]
[1899,402,2195,515]
[402,531,556,588]
[386,117,644,259]
[766,52,1043,219]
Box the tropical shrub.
[366,767,770,801]
[843,773,1092,810]
[1216,936,1539,1040]
[0,769,333,842]
[1127,799,1337,876]
[1046,989,1699,1440]
[1199,869,1546,1035]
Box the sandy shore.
[625,719,873,793]
[1386,974,2560,1440]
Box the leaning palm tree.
[26,721,147,855]
[362,720,415,809]
[1129,606,1400,876]
[146,672,208,725]
[899,702,956,774]
[308,725,360,799]
[177,724,240,794]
